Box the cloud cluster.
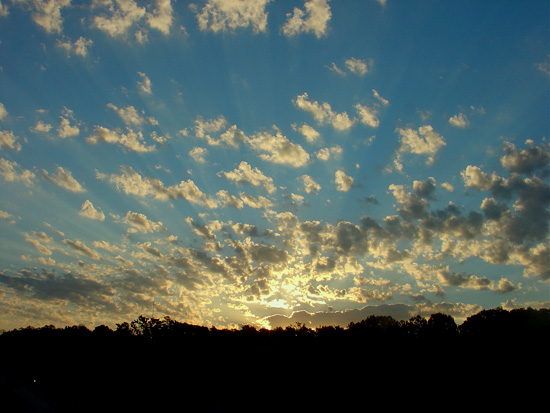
[100,165,218,209]
[393,125,446,171]
[247,127,310,167]
[0,158,35,186]
[294,92,386,131]
[193,0,271,34]
[218,161,277,194]
[1,140,546,330]
[293,93,354,131]
[87,126,156,152]
[192,116,310,167]
[92,0,173,40]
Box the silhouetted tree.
[427,312,458,338]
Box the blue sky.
[0,0,548,330]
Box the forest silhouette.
[1,307,549,412]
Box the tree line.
[1,307,548,412]
[2,306,549,343]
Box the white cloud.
[441,182,454,192]
[146,0,173,35]
[107,103,146,126]
[0,158,35,185]
[15,0,71,34]
[219,125,247,148]
[335,169,353,192]
[194,115,228,144]
[124,211,164,233]
[247,126,310,167]
[239,192,273,209]
[294,93,355,131]
[326,62,346,76]
[57,37,93,57]
[345,57,372,76]
[79,200,105,221]
[500,139,550,175]
[62,238,101,260]
[218,161,276,194]
[24,231,54,255]
[42,166,85,193]
[0,103,7,121]
[355,103,379,128]
[216,189,244,209]
[137,72,152,94]
[30,121,52,134]
[316,145,342,161]
[372,89,389,106]
[87,126,156,152]
[92,0,146,38]
[292,123,320,143]
[57,117,79,138]
[300,174,321,194]
[103,165,219,208]
[189,147,208,163]
[395,125,446,166]
[281,0,331,39]
[0,130,22,151]
[193,0,272,34]
[461,165,494,190]
[0,2,8,17]
[449,113,470,128]
[0,210,14,220]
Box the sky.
[0,0,548,331]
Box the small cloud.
[0,102,8,121]
[57,36,93,58]
[316,145,342,161]
[137,72,152,94]
[42,166,85,193]
[57,117,79,138]
[218,161,277,194]
[441,182,454,192]
[124,211,165,233]
[299,174,321,194]
[335,169,353,192]
[395,124,446,166]
[107,103,146,126]
[0,130,22,151]
[294,93,354,131]
[146,0,174,36]
[372,89,389,106]
[355,103,379,128]
[79,200,105,221]
[292,123,320,143]
[281,0,332,39]
[0,158,35,186]
[536,55,550,76]
[246,126,310,167]
[62,238,101,260]
[189,147,208,163]
[345,57,373,76]
[87,126,156,153]
[193,0,271,34]
[30,121,53,134]
[449,113,470,128]
[326,62,346,76]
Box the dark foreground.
[1,307,549,412]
